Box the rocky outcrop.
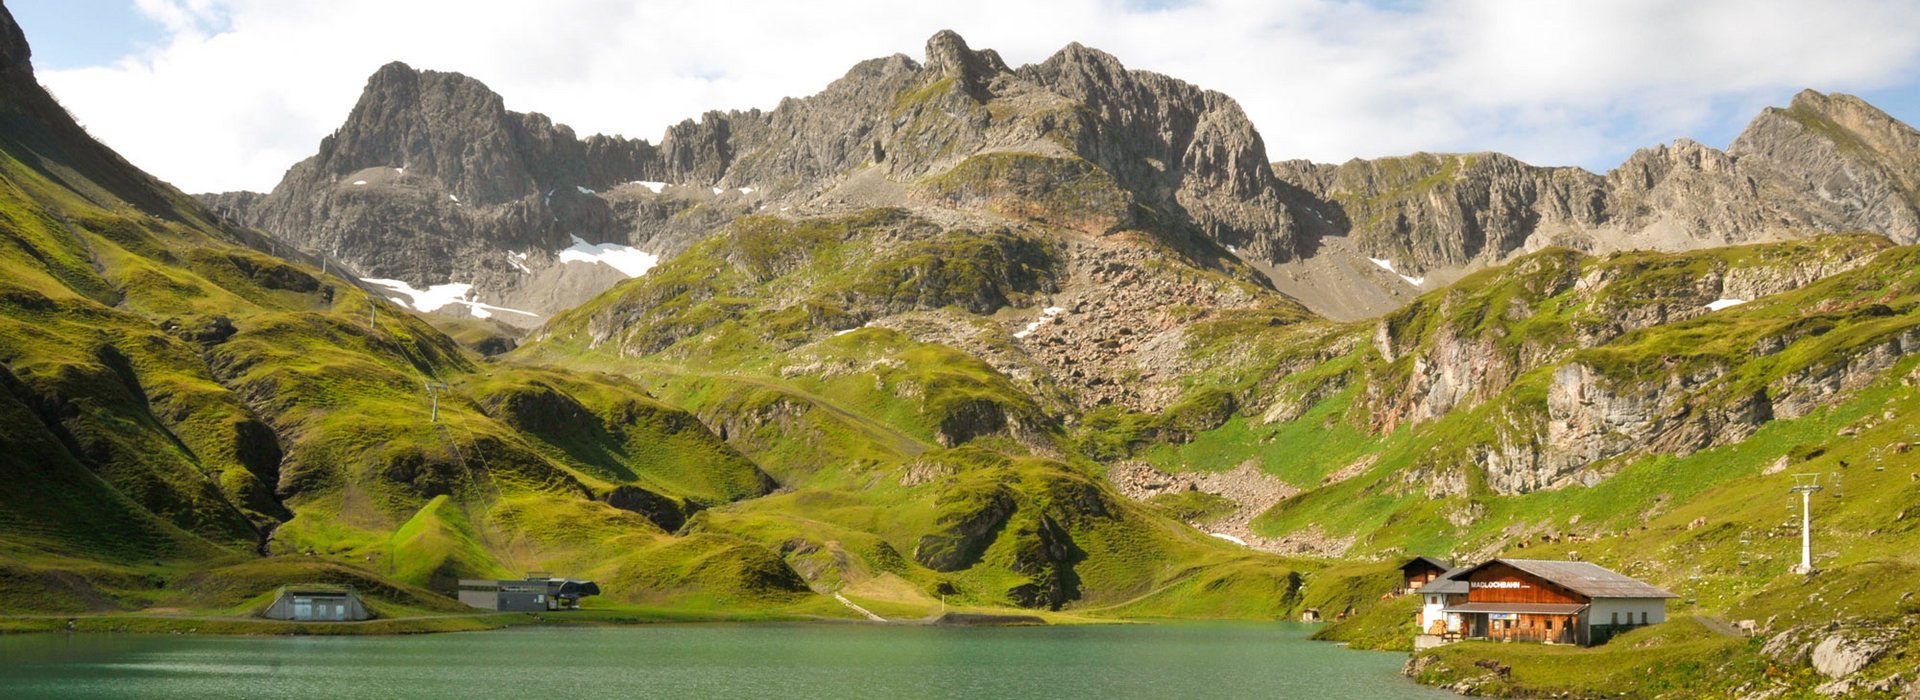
[1761,622,1907,697]
[1362,237,1887,444]
[213,19,1920,328]
[605,485,689,532]
[1270,90,1920,310]
[1811,632,1892,679]
[913,486,1017,571]
[1019,42,1307,262]
[204,62,692,325]
[1004,511,1079,609]
[1473,321,1917,495]
[1730,90,1920,244]
[1276,153,1608,272]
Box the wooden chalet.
[1436,559,1677,646]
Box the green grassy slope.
[0,24,833,620]
[1144,239,1920,696]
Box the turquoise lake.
[0,622,1453,698]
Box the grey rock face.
[207,62,682,325]
[1357,239,1892,495]
[1019,42,1307,262]
[1730,90,1920,243]
[1277,153,1608,271]
[1271,89,1920,291]
[213,31,1322,327]
[213,28,1920,329]
[1811,632,1890,679]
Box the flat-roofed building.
[458,575,600,611]
[262,584,372,622]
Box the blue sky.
[11,0,177,68]
[14,0,1920,193]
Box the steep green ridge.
[4,10,1918,696]
[529,203,1314,615]
[0,12,822,620]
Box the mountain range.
[6,3,1920,696]
[203,31,1920,327]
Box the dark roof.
[1401,556,1452,572]
[551,579,601,596]
[1443,602,1587,615]
[1447,559,1678,599]
[1423,567,1472,594]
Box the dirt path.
[831,593,886,622]
[1069,573,1198,614]
[653,369,935,459]
[1696,616,1746,637]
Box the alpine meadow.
[3,2,1920,698]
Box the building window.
[1545,619,1553,630]
[1611,612,1619,625]
[1640,612,1648,625]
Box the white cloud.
[31,0,1920,193]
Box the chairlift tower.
[1790,474,1823,574]
[423,381,447,422]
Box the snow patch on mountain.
[363,278,537,319]
[1013,306,1067,339]
[557,235,659,278]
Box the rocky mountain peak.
[315,61,534,204]
[1017,40,1304,263]
[0,1,30,79]
[923,30,1007,97]
[1035,42,1125,81]
[1727,88,1920,244]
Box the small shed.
[262,584,373,622]
[1400,556,1452,593]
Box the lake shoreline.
[0,621,1451,699]
[0,607,1130,637]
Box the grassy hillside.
[0,49,845,622]
[1136,238,1920,696]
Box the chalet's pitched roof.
[1401,556,1452,572]
[1423,567,1471,594]
[1446,559,1677,599]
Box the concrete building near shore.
[262,584,373,622]
[458,574,601,611]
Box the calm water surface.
[0,622,1450,699]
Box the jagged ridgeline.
[0,6,1309,617]
[6,0,1920,667]
[518,25,1920,670]
[0,1,795,614]
[208,29,1920,334]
